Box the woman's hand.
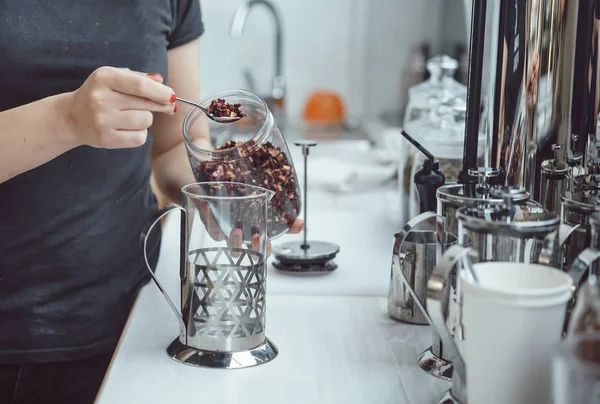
[197,200,304,257]
[65,66,176,149]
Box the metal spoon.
[175,97,243,124]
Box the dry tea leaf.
[207,98,247,118]
[193,140,300,239]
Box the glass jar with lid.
[182,89,301,239]
[403,55,467,127]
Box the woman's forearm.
[0,93,79,184]
[0,66,177,185]
[151,140,196,204]
[151,136,212,204]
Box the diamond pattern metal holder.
[141,183,278,370]
[167,247,277,368]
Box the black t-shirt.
[0,0,204,363]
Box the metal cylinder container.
[483,0,600,201]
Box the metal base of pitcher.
[417,346,453,380]
[437,389,462,404]
[166,337,278,369]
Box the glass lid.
[437,182,529,207]
[457,202,559,236]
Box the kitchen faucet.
[230,0,286,123]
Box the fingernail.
[148,73,163,80]
[173,103,178,113]
[170,93,176,103]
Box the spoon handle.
[175,97,206,112]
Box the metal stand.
[167,337,278,369]
[417,346,453,380]
[272,140,340,273]
[437,389,461,404]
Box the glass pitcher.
[182,89,301,240]
[141,182,277,369]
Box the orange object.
[303,91,345,125]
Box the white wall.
[198,0,448,126]
[362,0,444,118]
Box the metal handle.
[567,247,600,289]
[392,253,434,324]
[175,97,205,111]
[538,224,581,268]
[393,211,444,258]
[393,211,446,356]
[140,204,187,342]
[426,244,475,404]
[392,212,441,316]
[562,247,600,335]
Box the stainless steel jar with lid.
[457,188,560,263]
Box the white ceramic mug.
[427,245,574,404]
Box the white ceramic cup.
[460,262,573,404]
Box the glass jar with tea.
[182,89,301,240]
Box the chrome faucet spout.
[230,0,284,101]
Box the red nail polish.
[173,103,178,113]
[148,73,163,80]
[170,93,176,103]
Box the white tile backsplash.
[198,0,455,125]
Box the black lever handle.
[401,130,445,213]
[401,129,435,162]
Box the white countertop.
[95,141,450,404]
[97,291,448,404]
